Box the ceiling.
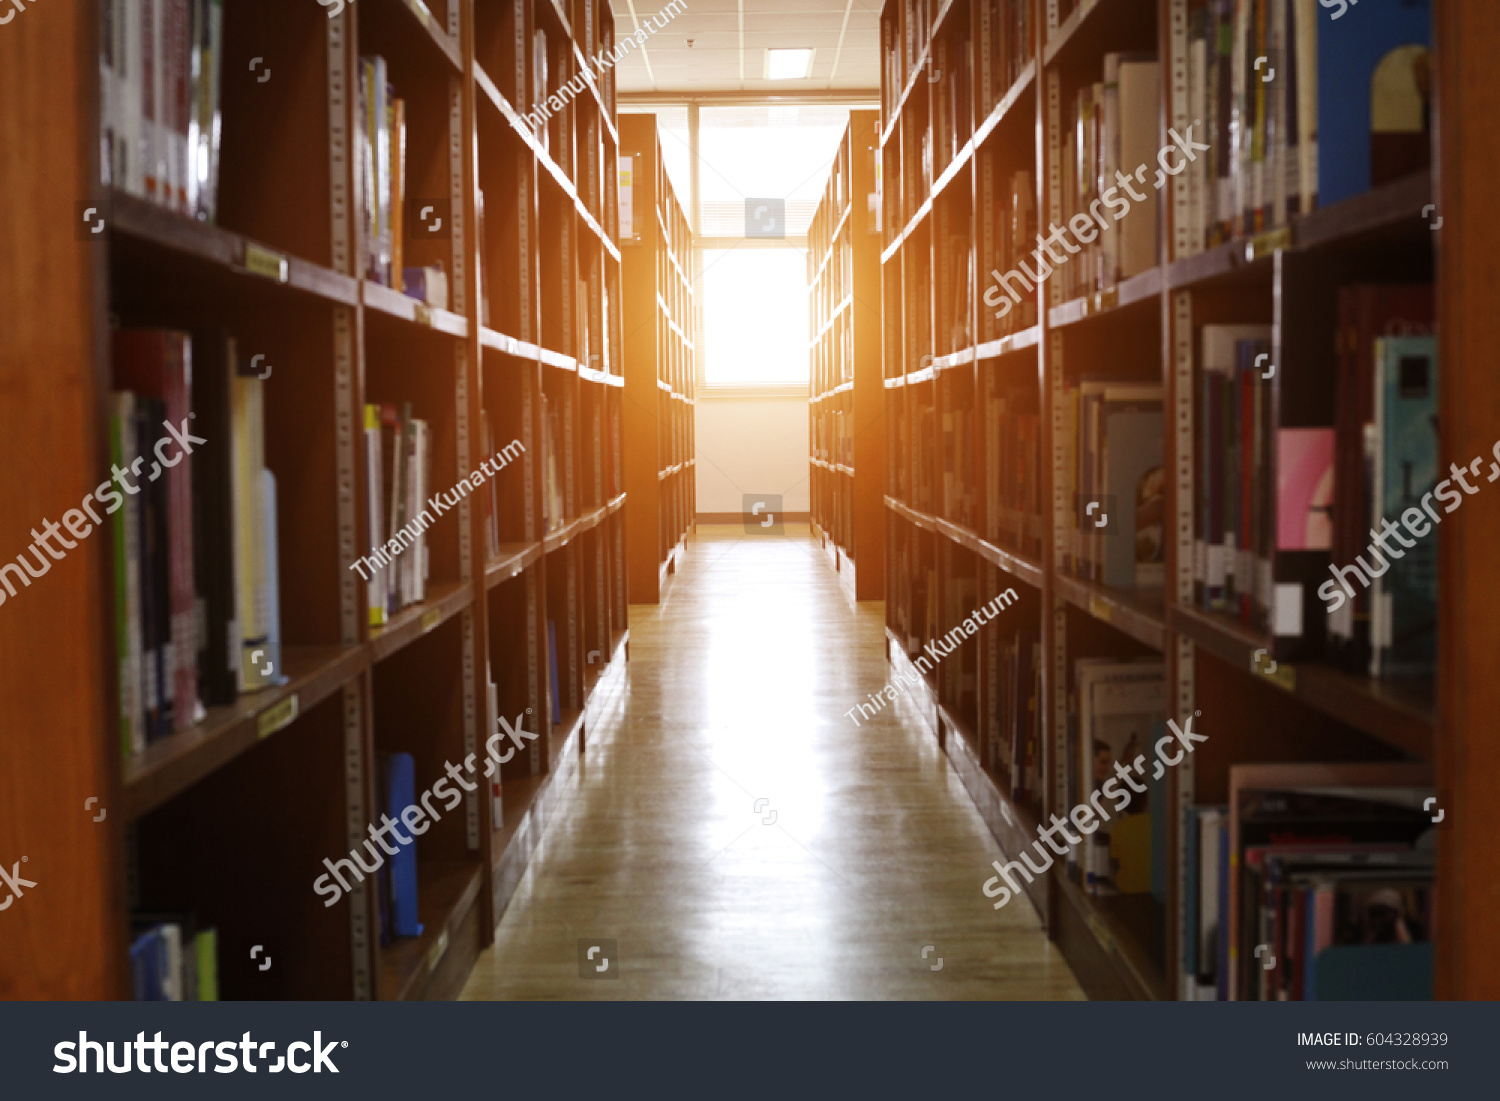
[607,0,882,96]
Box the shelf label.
[244,243,289,283]
[257,694,299,739]
[1244,226,1292,261]
[422,608,444,633]
[428,929,449,974]
[1088,595,1114,624]
[414,302,433,327]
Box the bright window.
[700,248,810,388]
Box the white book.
[261,469,286,687]
[1198,807,1223,987]
[1187,33,1208,256]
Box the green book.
[194,928,218,1001]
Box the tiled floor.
[459,526,1084,1000]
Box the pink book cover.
[1277,428,1335,551]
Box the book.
[1316,0,1432,208]
[129,915,218,1000]
[379,752,423,942]
[359,56,393,286]
[113,330,201,731]
[1370,334,1438,678]
[1224,761,1435,1000]
[1101,403,1165,590]
[1115,54,1161,280]
[1277,428,1335,551]
[189,331,239,708]
[230,367,272,692]
[1329,285,1434,669]
[363,404,388,628]
[109,392,145,756]
[101,0,222,216]
[1073,658,1166,890]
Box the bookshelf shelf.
[810,112,885,601]
[1294,171,1432,253]
[394,0,464,71]
[1169,605,1435,758]
[621,113,695,605]
[879,0,1462,1001]
[976,324,1042,360]
[121,644,368,821]
[368,581,474,664]
[377,860,484,1001]
[110,189,361,306]
[0,0,633,1001]
[486,542,544,590]
[1047,267,1162,329]
[1055,575,1167,651]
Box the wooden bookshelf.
[2,0,627,1001]
[620,113,695,604]
[879,0,1479,1000]
[809,111,887,602]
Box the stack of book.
[129,916,218,1001]
[1189,297,1439,680]
[358,56,404,291]
[362,403,433,627]
[931,29,973,180]
[100,0,224,221]
[1327,286,1437,677]
[1184,763,1436,1001]
[940,407,975,528]
[979,167,1038,338]
[1176,0,1432,258]
[111,330,282,758]
[985,625,1043,810]
[1058,52,1161,298]
[1060,381,1166,590]
[1193,324,1275,630]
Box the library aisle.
[461,526,1083,999]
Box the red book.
[112,330,200,730]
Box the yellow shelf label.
[257,694,299,739]
[421,608,444,633]
[244,243,289,283]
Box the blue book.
[381,752,423,940]
[1371,335,1438,677]
[1316,0,1432,207]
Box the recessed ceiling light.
[766,48,814,81]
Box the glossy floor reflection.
[459,526,1085,1000]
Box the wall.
[694,396,810,516]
